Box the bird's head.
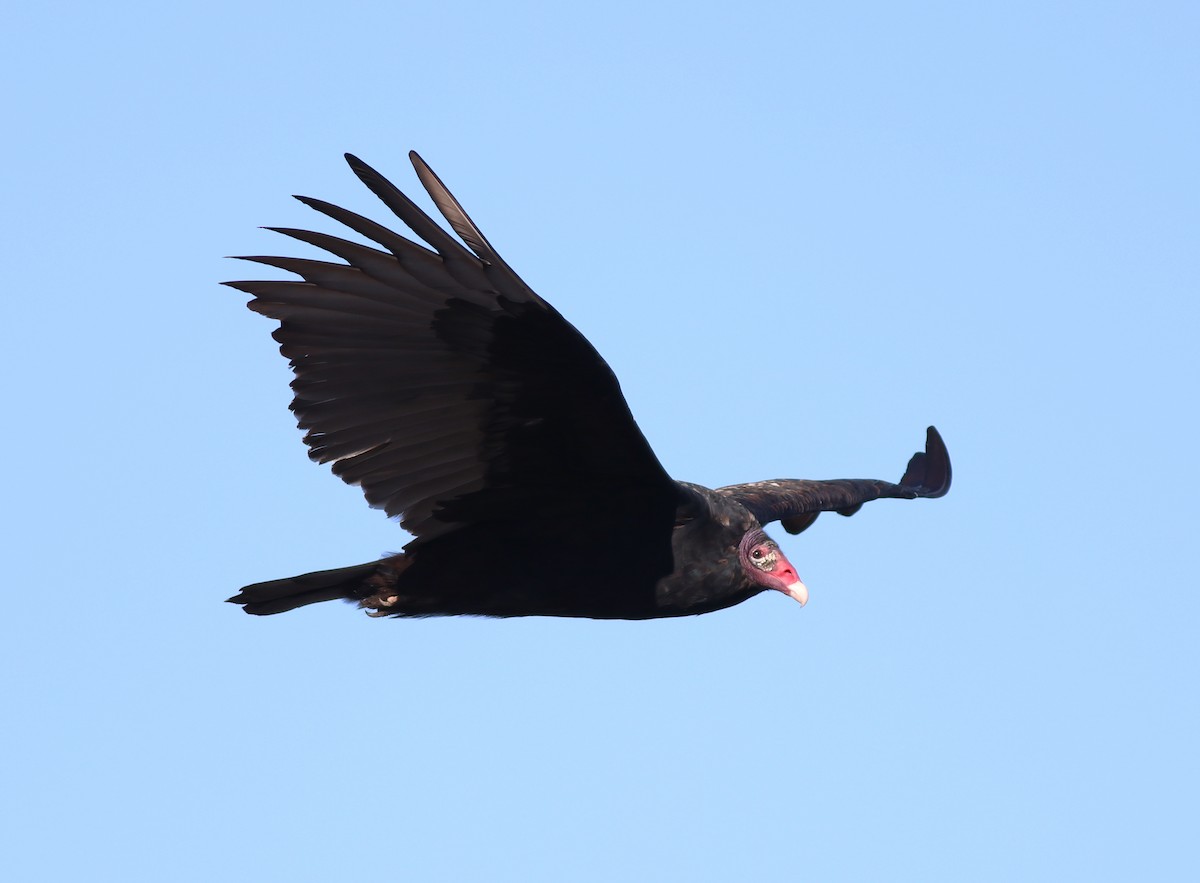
[739,529,808,606]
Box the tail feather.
[228,561,387,616]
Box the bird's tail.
[227,555,409,616]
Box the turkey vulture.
[227,152,951,619]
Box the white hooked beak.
[783,578,809,608]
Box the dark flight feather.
[718,427,952,535]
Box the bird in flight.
[227,152,951,619]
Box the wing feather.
[718,427,952,535]
[231,153,680,574]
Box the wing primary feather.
[342,153,479,266]
[407,150,545,305]
[294,195,495,293]
[260,227,496,308]
[293,195,439,262]
[406,151,496,262]
[230,256,419,303]
[899,426,952,497]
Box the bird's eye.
[747,544,777,571]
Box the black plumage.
[227,152,951,619]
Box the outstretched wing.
[228,152,680,558]
[717,426,951,535]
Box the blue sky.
[5,2,1197,880]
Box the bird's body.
[228,152,950,620]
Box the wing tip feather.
[900,426,952,498]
